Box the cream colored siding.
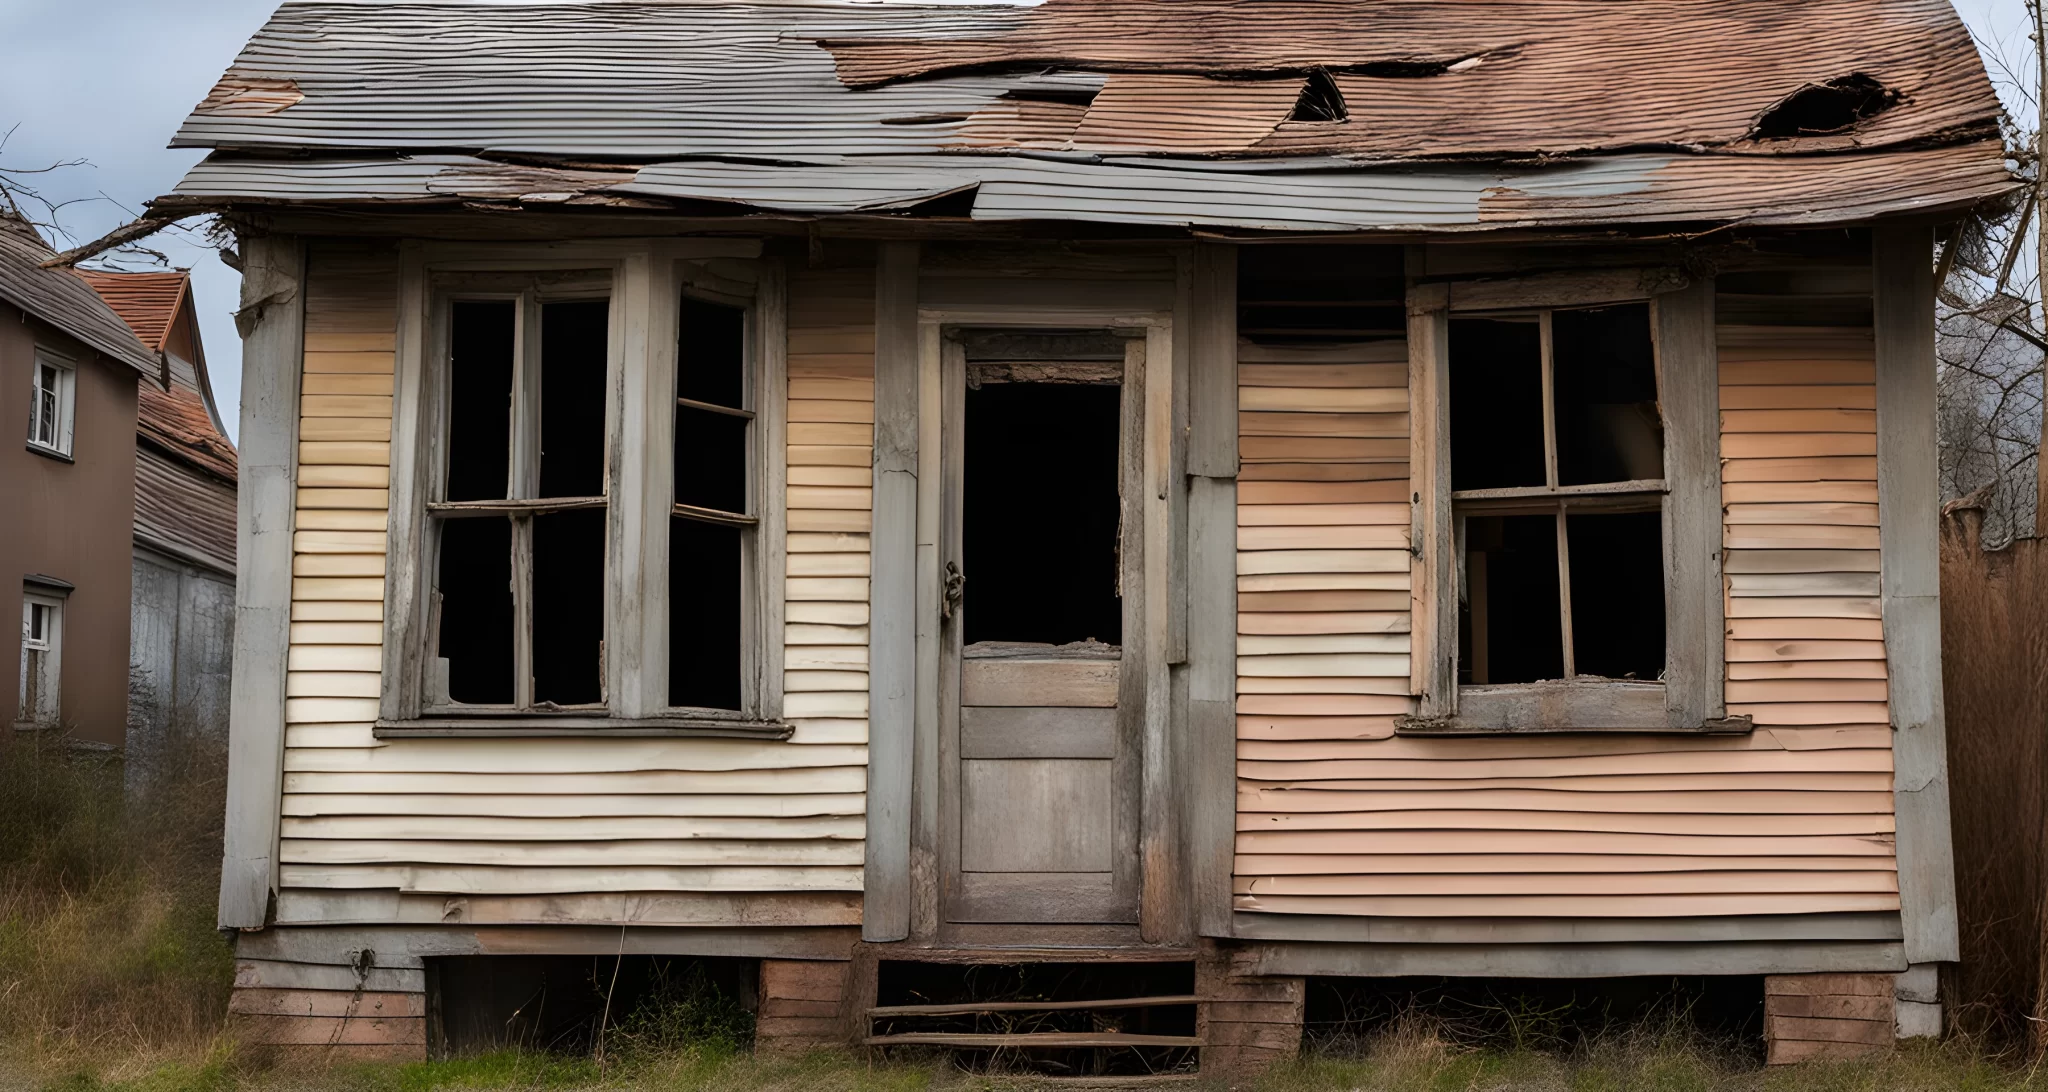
[274,243,868,925]
[1233,303,1899,921]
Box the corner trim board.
[1873,223,1960,965]
[218,234,305,930]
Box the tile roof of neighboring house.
[76,269,187,352]
[83,268,238,487]
[155,0,2017,234]
[0,213,158,373]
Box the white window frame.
[17,589,64,729]
[26,348,77,458]
[1400,270,1739,735]
[377,240,787,738]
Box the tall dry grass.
[1941,504,2048,1049]
[0,728,236,1069]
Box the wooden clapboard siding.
[1232,299,1899,924]
[275,246,868,915]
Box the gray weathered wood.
[960,659,1120,707]
[1655,278,1726,729]
[1230,911,1904,945]
[1436,267,1691,313]
[950,871,1131,924]
[961,758,1115,871]
[1407,304,1456,715]
[960,706,1118,759]
[1188,244,1238,478]
[1187,475,1237,938]
[380,245,435,721]
[1246,940,1906,979]
[219,234,305,930]
[1873,222,1959,966]
[865,240,920,942]
[1396,680,1752,734]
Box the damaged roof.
[0,214,160,374]
[161,0,2016,234]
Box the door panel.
[952,872,1124,924]
[961,758,1115,871]
[959,659,1118,707]
[960,707,1118,759]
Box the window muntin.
[17,593,62,728]
[1450,304,1666,686]
[429,290,611,712]
[669,295,754,712]
[26,350,75,456]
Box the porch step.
[867,995,1200,1017]
[864,1032,1204,1049]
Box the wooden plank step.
[864,1032,1204,1049]
[980,1076,1198,1087]
[869,995,1201,1017]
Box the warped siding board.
[1232,288,1899,925]
[271,248,873,914]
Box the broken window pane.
[1566,510,1664,680]
[964,380,1123,647]
[445,301,515,502]
[439,517,514,704]
[670,296,750,711]
[1460,514,1563,685]
[537,300,609,499]
[532,508,606,706]
[1552,304,1662,486]
[1449,318,1546,491]
[669,518,743,711]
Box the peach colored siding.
[1232,313,1899,920]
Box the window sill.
[374,715,792,740]
[1394,680,1753,736]
[25,442,73,464]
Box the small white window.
[18,592,63,729]
[26,349,76,457]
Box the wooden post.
[1187,243,1238,937]
[218,234,304,930]
[1198,946,1304,1080]
[1873,223,1960,967]
[755,959,852,1054]
[865,241,919,942]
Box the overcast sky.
[0,0,2033,444]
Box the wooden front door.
[939,331,1143,924]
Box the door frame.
[909,300,1176,945]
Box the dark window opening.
[1449,305,1665,687]
[532,509,606,706]
[433,292,610,711]
[1460,514,1564,686]
[1288,67,1348,122]
[445,301,514,502]
[671,296,751,711]
[963,380,1123,647]
[1752,73,1898,139]
[1551,304,1663,486]
[1567,510,1664,680]
[1448,317,1546,491]
[438,516,513,704]
[537,300,608,499]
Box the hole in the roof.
[1002,86,1099,108]
[881,113,972,126]
[1751,73,1899,139]
[1289,68,1348,123]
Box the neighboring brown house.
[0,212,158,748]
[80,270,238,785]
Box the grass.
[8,731,2048,1091]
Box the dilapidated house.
[161,0,2011,1072]
[81,269,239,790]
